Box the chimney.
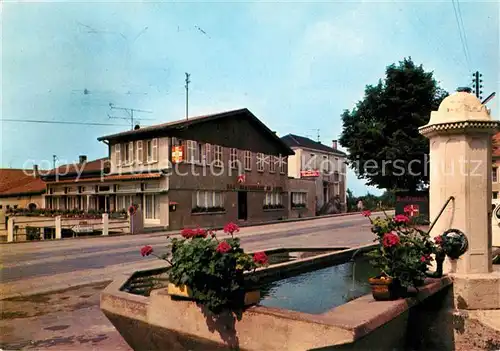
[332,140,338,150]
[79,155,87,164]
[33,164,39,178]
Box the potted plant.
[140,222,268,314]
[363,210,436,301]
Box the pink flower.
[362,210,371,217]
[216,241,232,253]
[434,236,443,246]
[393,214,410,224]
[382,232,400,248]
[140,245,153,257]
[253,252,268,265]
[223,222,240,236]
[420,256,427,262]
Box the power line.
[1,118,129,127]
[451,0,472,72]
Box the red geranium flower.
[140,245,153,257]
[420,256,427,262]
[223,222,240,236]
[253,251,268,265]
[194,227,207,238]
[434,236,443,246]
[382,232,400,248]
[181,228,195,239]
[393,214,410,224]
[216,241,232,253]
[362,210,371,217]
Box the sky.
[1,0,499,196]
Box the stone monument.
[419,90,500,309]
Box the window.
[136,141,143,164]
[187,140,199,163]
[0,205,2,209]
[193,191,224,210]
[123,142,133,164]
[264,192,283,208]
[14,205,18,209]
[334,171,340,182]
[494,192,498,199]
[279,155,287,174]
[214,145,223,167]
[269,155,277,173]
[230,148,238,169]
[244,151,252,170]
[144,194,160,220]
[493,167,498,183]
[202,143,211,164]
[292,192,307,207]
[6,205,10,210]
[257,153,265,172]
[323,155,329,174]
[115,143,121,166]
[146,140,152,162]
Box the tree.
[339,57,448,192]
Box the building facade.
[281,134,347,214]
[493,132,500,200]
[44,109,294,230]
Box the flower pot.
[368,276,404,301]
[167,283,261,306]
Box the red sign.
[237,174,246,183]
[172,146,184,164]
[405,204,420,217]
[300,170,320,177]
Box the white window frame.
[136,141,143,165]
[147,140,153,162]
[257,153,265,172]
[230,148,238,169]
[115,143,121,167]
[202,143,211,164]
[152,138,158,163]
[244,151,252,170]
[124,142,133,165]
[193,191,224,209]
[279,155,287,174]
[493,167,498,183]
[187,140,198,163]
[269,155,277,173]
[292,192,307,206]
[214,145,223,167]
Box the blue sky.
[1,0,498,196]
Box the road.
[0,213,382,350]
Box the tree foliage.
[339,58,448,192]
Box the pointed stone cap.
[420,91,498,136]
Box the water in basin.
[259,257,379,314]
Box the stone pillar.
[55,216,62,240]
[7,217,15,242]
[420,91,498,274]
[102,213,109,236]
[420,91,500,310]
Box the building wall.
[493,159,500,199]
[288,178,316,219]
[287,146,347,211]
[0,194,44,228]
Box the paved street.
[0,213,384,350]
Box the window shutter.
[128,142,134,164]
[137,141,143,165]
[115,143,121,166]
[152,138,158,162]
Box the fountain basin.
[101,244,452,350]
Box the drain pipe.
[427,196,455,235]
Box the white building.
[281,134,347,213]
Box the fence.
[6,214,131,243]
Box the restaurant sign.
[300,170,320,177]
[395,190,429,223]
[227,184,283,192]
[172,146,184,164]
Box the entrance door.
[98,196,106,211]
[237,191,248,220]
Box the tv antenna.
[185,72,191,120]
[108,103,153,130]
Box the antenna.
[108,103,153,130]
[310,129,320,142]
[185,72,191,120]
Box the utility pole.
[108,103,153,130]
[52,155,58,170]
[472,71,483,100]
[185,72,191,120]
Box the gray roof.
[281,134,347,156]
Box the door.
[237,191,248,221]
